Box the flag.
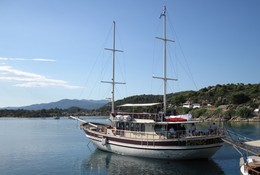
[159,6,166,18]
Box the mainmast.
[153,6,177,116]
[102,21,125,114]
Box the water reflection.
[82,150,224,175]
[225,122,260,129]
[224,122,260,139]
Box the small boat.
[71,5,224,160]
[240,140,260,175]
[240,155,260,175]
[222,130,260,174]
[54,116,60,120]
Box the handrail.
[222,128,260,156]
[85,123,223,141]
[245,164,260,175]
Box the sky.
[0,0,260,107]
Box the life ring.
[102,137,107,146]
[112,129,116,135]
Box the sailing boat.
[72,6,224,160]
[240,142,260,175]
[222,129,260,174]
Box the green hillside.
[102,83,260,120]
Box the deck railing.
[115,112,162,122]
[84,122,224,142]
[109,128,223,140]
[245,164,260,175]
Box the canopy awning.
[244,140,260,148]
[133,119,156,123]
[118,103,161,107]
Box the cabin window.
[120,122,125,130]
[154,125,161,132]
[140,124,145,132]
[154,125,166,134]
[116,122,120,129]
[116,122,125,130]
[130,123,134,131]
[125,122,129,130]
[135,123,140,131]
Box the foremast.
[153,6,177,116]
[101,21,125,114]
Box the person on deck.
[191,123,196,136]
[209,123,217,134]
[181,125,186,135]
[172,108,177,115]
[169,127,175,138]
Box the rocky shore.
[196,115,260,122]
[229,116,260,122]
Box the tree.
[191,108,207,118]
[224,108,236,119]
[231,93,250,104]
[170,95,186,105]
[237,107,252,118]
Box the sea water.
[0,117,259,175]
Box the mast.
[153,6,177,116]
[102,21,125,114]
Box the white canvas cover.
[118,103,161,107]
[244,140,260,148]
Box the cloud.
[0,57,56,62]
[32,58,56,62]
[0,66,81,89]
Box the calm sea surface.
[0,117,259,175]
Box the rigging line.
[101,83,112,100]
[167,43,178,80]
[151,38,158,94]
[115,24,127,83]
[87,67,104,100]
[175,34,198,90]
[101,52,112,81]
[78,24,114,99]
[100,23,115,80]
[160,10,179,93]
[151,19,166,94]
[114,86,124,101]
[113,23,128,99]
[160,43,180,95]
[168,42,194,91]
[99,22,127,101]
[97,52,111,99]
[167,81,174,94]
[99,58,125,102]
[153,82,164,98]
[167,13,198,90]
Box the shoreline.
[196,116,260,122]
[0,115,259,122]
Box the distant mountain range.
[3,99,109,110]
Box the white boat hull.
[86,134,223,160]
[240,156,260,175]
[241,165,247,175]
